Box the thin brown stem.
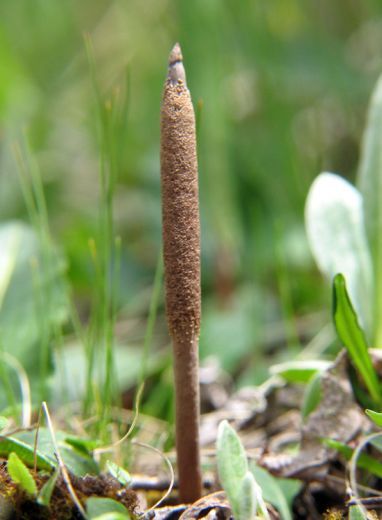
[173,337,201,502]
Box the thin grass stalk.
[14,141,64,401]
[160,43,202,503]
[84,38,128,431]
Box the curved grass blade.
[333,274,381,406]
[324,438,382,479]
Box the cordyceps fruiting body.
[160,43,202,504]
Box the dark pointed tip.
[167,42,186,86]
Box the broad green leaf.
[332,274,381,406]
[216,420,248,514]
[357,73,382,346]
[236,471,256,520]
[0,435,54,471]
[107,460,131,486]
[323,438,382,478]
[14,428,99,476]
[7,451,37,495]
[86,497,131,519]
[270,360,330,383]
[0,222,68,389]
[305,172,372,335]
[37,466,59,506]
[365,409,382,428]
[59,445,99,476]
[64,435,102,454]
[250,462,300,520]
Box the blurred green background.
[1,0,382,401]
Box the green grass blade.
[332,274,381,405]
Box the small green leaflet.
[270,360,331,383]
[365,409,382,428]
[37,466,60,506]
[106,460,131,486]
[250,462,300,520]
[7,452,38,496]
[332,274,381,406]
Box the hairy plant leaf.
[7,451,37,495]
[333,274,381,405]
[250,463,300,520]
[216,420,248,516]
[357,73,382,347]
[235,471,257,520]
[306,172,372,335]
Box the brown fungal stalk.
[160,43,202,503]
